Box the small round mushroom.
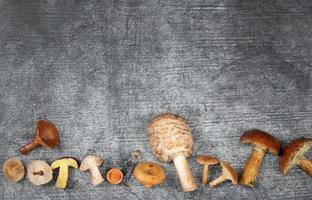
[239,129,280,187]
[209,161,238,187]
[133,162,166,188]
[27,160,53,186]
[80,155,104,186]
[106,168,124,185]
[280,138,312,177]
[20,120,60,154]
[196,155,219,184]
[3,158,25,183]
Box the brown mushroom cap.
[133,162,166,188]
[280,138,312,175]
[27,160,53,186]
[196,155,219,165]
[147,113,194,162]
[80,155,103,171]
[3,158,25,183]
[36,120,60,148]
[106,168,123,185]
[240,129,280,155]
[220,161,238,184]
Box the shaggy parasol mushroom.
[147,113,198,192]
[239,129,280,187]
[51,157,78,189]
[196,155,219,184]
[27,160,53,186]
[3,158,25,183]
[209,161,237,187]
[133,162,166,188]
[106,168,124,185]
[280,138,312,177]
[80,155,104,186]
[20,120,60,154]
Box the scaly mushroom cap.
[147,113,194,162]
[240,129,280,155]
[220,161,238,184]
[3,158,25,183]
[280,138,312,175]
[196,155,219,165]
[27,160,53,186]
[80,155,103,171]
[36,120,60,148]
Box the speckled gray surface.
[1,0,312,199]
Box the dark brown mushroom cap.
[279,138,312,175]
[240,129,280,155]
[196,155,219,165]
[220,161,238,184]
[36,120,60,148]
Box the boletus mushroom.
[239,129,280,187]
[280,138,312,177]
[133,162,166,188]
[51,157,78,189]
[106,168,124,185]
[80,155,104,186]
[27,160,53,186]
[20,120,60,154]
[147,113,198,192]
[209,161,237,187]
[196,155,219,184]
[3,158,25,183]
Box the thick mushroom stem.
[297,157,312,177]
[56,165,69,189]
[20,139,39,154]
[172,154,198,192]
[202,165,209,184]
[209,174,226,187]
[239,147,265,187]
[89,167,104,186]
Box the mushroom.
[124,150,142,186]
[209,161,237,187]
[147,113,198,192]
[196,155,219,184]
[20,120,60,154]
[79,155,104,186]
[27,160,53,186]
[280,138,312,177]
[3,158,25,183]
[239,129,280,187]
[106,168,124,185]
[51,157,78,189]
[133,161,166,188]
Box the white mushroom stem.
[172,153,198,192]
[209,173,226,187]
[89,167,104,186]
[239,146,265,187]
[297,157,312,177]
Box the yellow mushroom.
[133,162,166,188]
[51,157,78,189]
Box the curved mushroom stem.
[202,164,209,184]
[239,146,265,187]
[209,174,225,187]
[297,157,312,177]
[89,167,104,186]
[19,139,39,154]
[172,153,198,192]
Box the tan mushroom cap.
[27,160,53,186]
[280,138,312,175]
[3,158,25,183]
[220,161,238,184]
[133,162,166,188]
[240,129,280,155]
[80,155,103,171]
[196,155,219,165]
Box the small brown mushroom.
[133,162,166,188]
[27,160,53,186]
[148,113,198,192]
[239,129,280,187]
[51,157,78,189]
[106,168,124,185]
[209,161,237,187]
[280,138,312,177]
[80,155,104,186]
[20,120,60,154]
[196,155,219,184]
[3,158,25,183]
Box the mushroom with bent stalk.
[147,113,198,192]
[19,120,60,154]
[80,155,104,186]
[196,155,219,184]
[51,157,78,189]
[209,161,237,187]
[239,129,280,187]
[27,160,53,186]
[280,138,312,177]
[3,158,25,183]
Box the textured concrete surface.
[1,0,312,199]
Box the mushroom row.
[3,114,312,192]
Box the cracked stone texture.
[0,0,312,199]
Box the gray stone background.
[0,0,312,199]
